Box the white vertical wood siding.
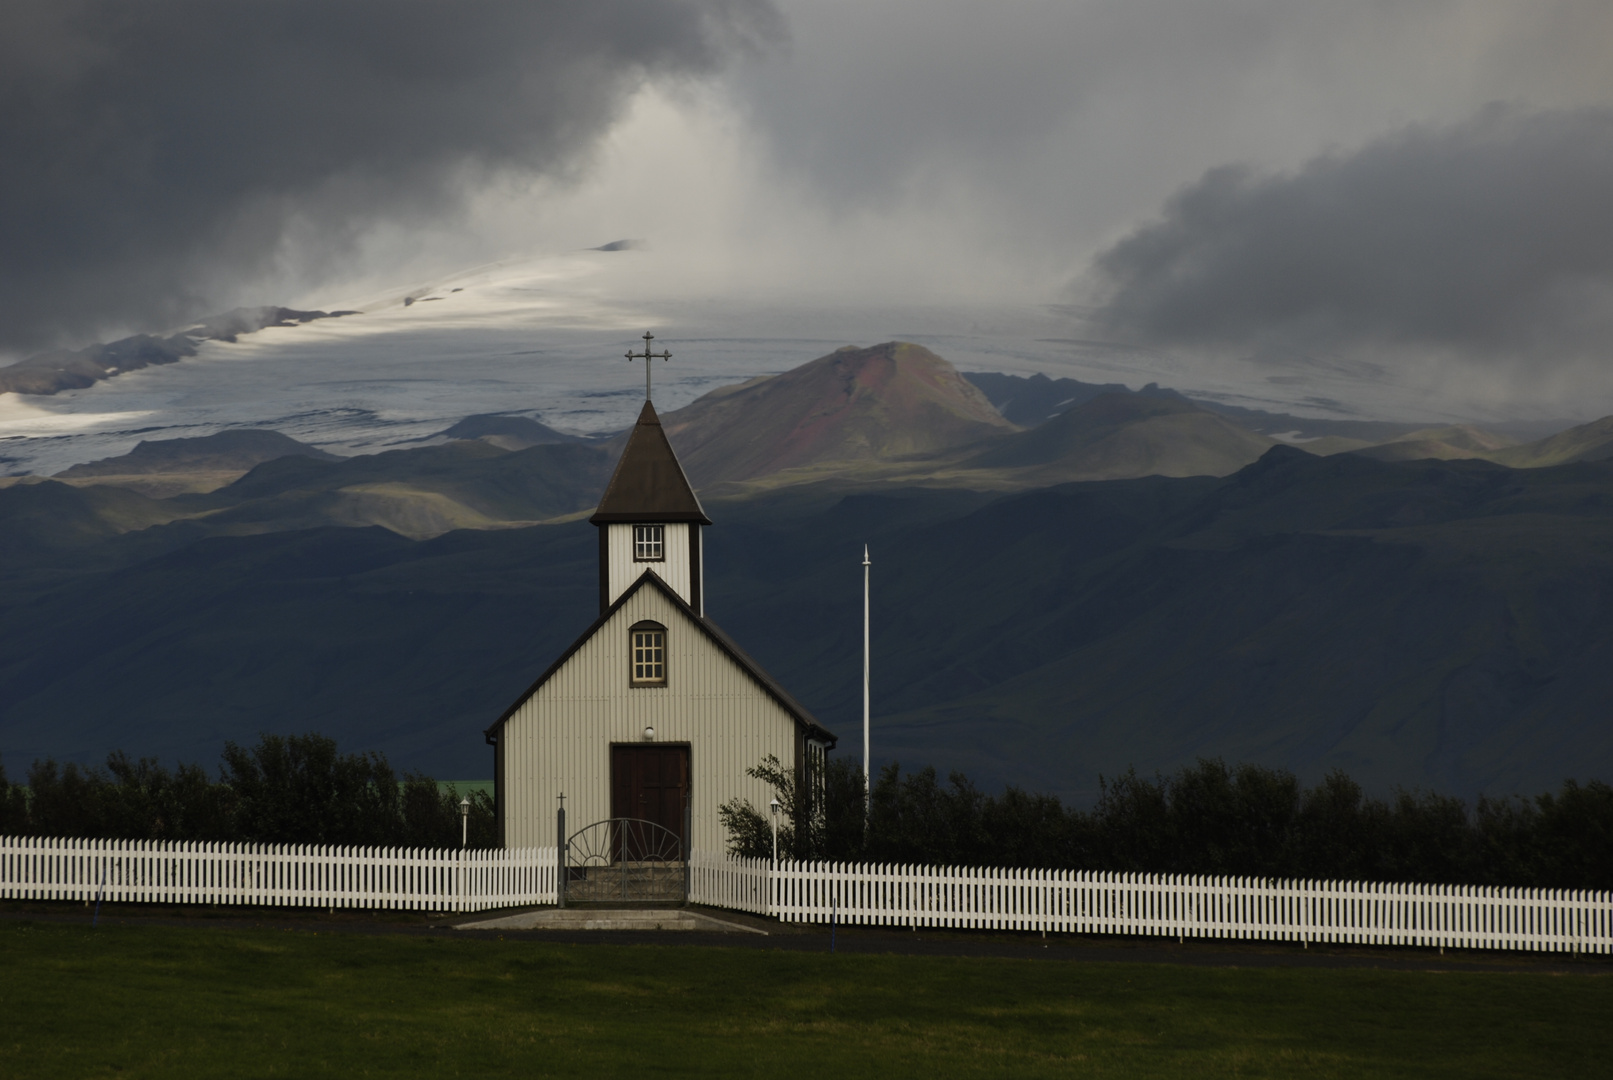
[502,583,798,853]
[605,523,692,606]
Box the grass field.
[1,919,1607,1078]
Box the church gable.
[492,570,826,851]
[490,570,824,738]
[516,573,778,722]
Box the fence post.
[556,802,567,909]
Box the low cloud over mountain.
[0,0,778,352]
[1091,107,1613,369]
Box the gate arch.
[561,816,688,905]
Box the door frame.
[609,742,691,854]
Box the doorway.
[611,743,689,856]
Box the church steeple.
[590,400,710,614]
[591,401,708,526]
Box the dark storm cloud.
[1091,107,1613,361]
[0,0,779,352]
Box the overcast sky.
[4,0,1611,408]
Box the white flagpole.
[863,544,871,814]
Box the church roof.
[485,570,837,749]
[590,401,711,525]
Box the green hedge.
[724,757,1613,891]
[0,733,494,849]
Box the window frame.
[632,524,666,563]
[628,621,668,687]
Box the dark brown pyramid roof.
[590,401,711,524]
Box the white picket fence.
[4,837,1609,953]
[761,861,1613,954]
[688,851,771,913]
[0,836,557,912]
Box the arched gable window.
[629,621,667,686]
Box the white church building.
[484,399,837,854]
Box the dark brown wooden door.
[611,745,689,859]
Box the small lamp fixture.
[459,796,471,849]
[769,797,781,864]
[642,725,655,741]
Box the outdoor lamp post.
[460,796,470,848]
[769,797,780,864]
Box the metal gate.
[560,816,688,905]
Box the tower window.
[633,524,665,561]
[630,622,667,686]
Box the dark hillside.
[64,441,615,543]
[1349,424,1517,463]
[962,370,1433,442]
[56,429,338,478]
[0,481,182,561]
[51,429,341,496]
[706,449,1613,801]
[194,439,612,522]
[1,450,1612,798]
[0,439,616,559]
[963,392,1275,480]
[963,370,1135,425]
[437,414,584,449]
[0,524,599,776]
[1490,415,1613,467]
[200,440,611,538]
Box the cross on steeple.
[625,331,671,402]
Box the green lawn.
[0,920,1606,1078]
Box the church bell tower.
[589,400,711,615]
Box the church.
[483,396,838,854]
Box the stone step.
[454,908,766,933]
[564,864,686,903]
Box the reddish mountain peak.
[660,342,1015,485]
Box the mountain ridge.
[12,345,1613,548]
[53,429,340,497]
[435,414,587,451]
[962,392,1277,481]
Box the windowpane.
[631,628,665,683]
[633,525,664,561]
